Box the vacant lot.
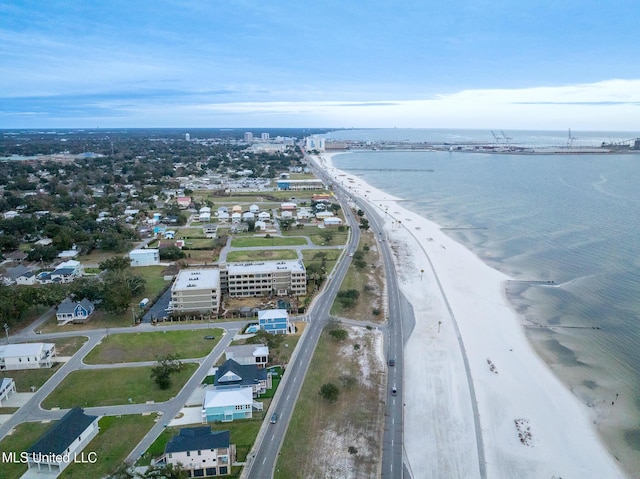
[83,329,223,364]
[226,249,299,262]
[0,421,52,479]
[231,236,307,247]
[275,325,385,479]
[59,414,158,479]
[332,231,385,321]
[42,364,198,408]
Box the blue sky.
[2,0,639,129]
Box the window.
[186,451,191,457]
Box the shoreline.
[312,153,626,478]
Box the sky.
[1,0,639,130]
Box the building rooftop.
[225,260,305,275]
[26,408,97,455]
[172,269,220,291]
[0,342,54,358]
[214,359,267,388]
[165,427,230,454]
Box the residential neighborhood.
[0,129,390,479]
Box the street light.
[3,323,9,343]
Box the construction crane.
[501,130,512,146]
[567,128,577,147]
[490,130,501,146]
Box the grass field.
[331,231,385,320]
[41,363,198,409]
[0,420,53,479]
[307,230,349,247]
[230,236,307,247]
[226,249,299,262]
[59,414,158,479]
[83,329,223,364]
[275,325,384,478]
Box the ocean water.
[327,129,640,473]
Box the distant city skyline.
[1,1,639,130]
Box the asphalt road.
[340,179,408,478]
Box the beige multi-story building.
[171,269,221,313]
[220,260,306,297]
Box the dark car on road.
[270,413,278,424]
[388,358,395,367]
[391,387,397,396]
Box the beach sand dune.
[314,153,625,479]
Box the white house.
[218,212,230,224]
[160,427,235,477]
[0,377,16,404]
[231,212,242,223]
[26,408,99,474]
[323,217,343,227]
[16,271,37,285]
[258,211,270,221]
[199,212,211,222]
[225,344,269,369]
[0,343,56,370]
[129,249,160,267]
[249,204,260,213]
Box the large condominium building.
[276,178,325,191]
[171,269,221,313]
[220,260,306,297]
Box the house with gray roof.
[26,407,99,474]
[214,359,270,396]
[160,427,235,476]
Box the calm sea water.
[327,129,640,471]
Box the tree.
[319,383,340,403]
[99,256,131,271]
[151,354,184,390]
[359,218,370,230]
[159,245,185,260]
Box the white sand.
[313,153,625,479]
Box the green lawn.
[59,414,158,479]
[226,249,299,262]
[0,420,53,479]
[231,236,307,247]
[308,231,349,247]
[1,363,63,392]
[41,364,198,409]
[83,329,223,364]
[137,418,264,468]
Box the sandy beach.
[312,153,625,479]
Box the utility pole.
[3,323,9,343]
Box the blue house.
[202,387,255,423]
[258,309,290,335]
[56,298,95,325]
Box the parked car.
[203,335,215,340]
[270,413,278,424]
